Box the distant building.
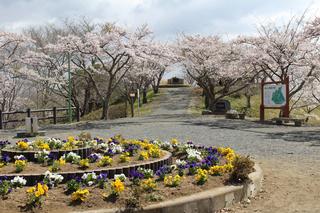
[167,77,184,85]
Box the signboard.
[263,84,287,107]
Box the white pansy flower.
[11,176,27,187]
[114,173,126,181]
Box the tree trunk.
[207,98,217,112]
[142,88,147,104]
[245,94,251,108]
[130,100,134,117]
[82,82,92,116]
[101,97,110,120]
[203,89,216,111]
[204,93,209,109]
[152,85,159,94]
[152,70,164,94]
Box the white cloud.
[0,0,319,39]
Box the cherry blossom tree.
[22,21,97,112]
[39,23,153,119]
[0,73,26,112]
[242,16,319,102]
[0,32,30,72]
[176,34,259,111]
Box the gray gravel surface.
[1,87,320,212]
[1,87,319,162]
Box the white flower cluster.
[175,159,187,166]
[137,167,154,178]
[87,140,98,147]
[82,172,97,186]
[109,143,123,154]
[182,143,194,149]
[44,171,64,187]
[11,176,27,187]
[114,173,126,181]
[186,148,202,161]
[97,143,109,149]
[63,152,81,163]
[159,141,172,150]
[45,138,63,149]
[34,150,50,162]
[14,155,26,160]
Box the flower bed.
[0,135,172,184]
[1,137,95,161]
[0,135,255,212]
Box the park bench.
[272,117,304,127]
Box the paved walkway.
[1,87,320,212]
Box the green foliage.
[65,179,81,194]
[0,180,12,198]
[125,186,142,210]
[145,193,163,202]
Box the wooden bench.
[272,117,304,127]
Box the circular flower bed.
[1,136,94,161]
[0,135,254,212]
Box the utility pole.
[137,89,140,116]
[68,52,72,123]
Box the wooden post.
[260,79,265,121]
[283,76,290,118]
[27,108,31,117]
[53,107,57,124]
[0,110,3,130]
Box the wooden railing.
[0,107,80,129]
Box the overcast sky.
[0,0,319,40]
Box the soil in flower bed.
[0,154,161,175]
[0,174,228,213]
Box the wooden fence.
[0,107,80,129]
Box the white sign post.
[260,76,289,121]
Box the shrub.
[141,178,157,192]
[195,168,208,185]
[97,156,113,167]
[138,151,149,160]
[164,175,181,187]
[71,189,90,202]
[0,180,12,198]
[26,183,49,208]
[49,158,65,172]
[110,178,125,196]
[228,155,254,183]
[79,159,90,169]
[15,160,27,172]
[65,179,81,194]
[119,152,130,163]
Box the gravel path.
[1,87,320,212]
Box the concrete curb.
[73,164,263,213]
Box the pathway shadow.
[42,120,142,131]
[264,130,320,144]
[182,119,276,130]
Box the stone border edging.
[0,151,172,186]
[1,146,93,161]
[72,164,263,213]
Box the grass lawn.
[190,87,320,125]
[82,90,158,121]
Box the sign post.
[260,76,289,121]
